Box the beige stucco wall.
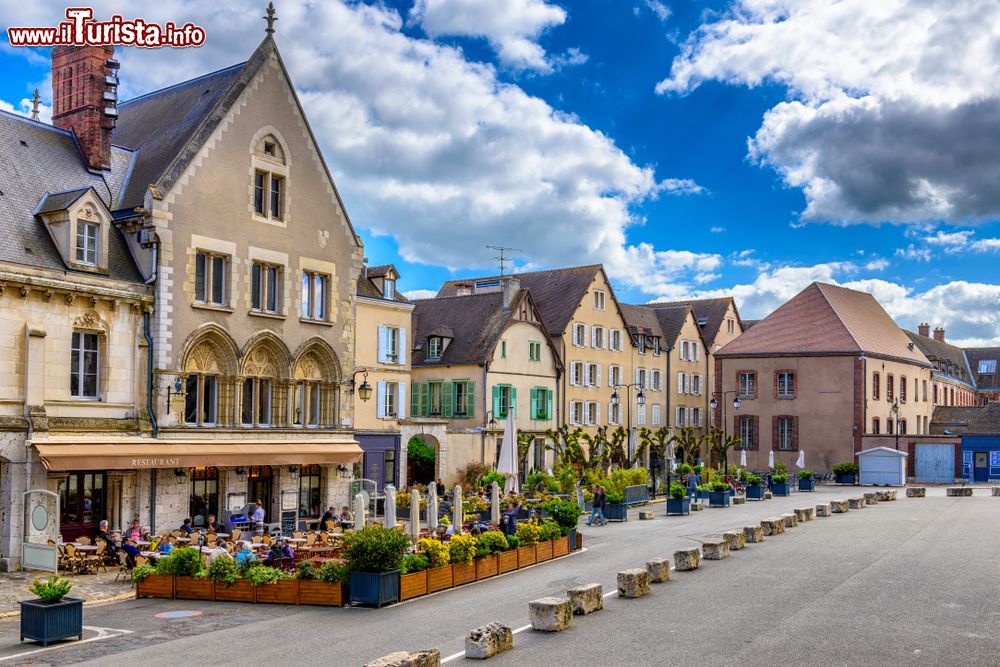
[667,309,709,430]
[354,296,413,431]
[864,358,934,435]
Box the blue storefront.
[355,432,400,490]
[960,436,1000,483]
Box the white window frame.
[636,368,647,389]
[75,221,98,265]
[195,251,228,306]
[254,169,284,220]
[573,323,587,347]
[739,416,755,449]
[301,270,329,321]
[777,371,795,398]
[70,331,100,399]
[777,416,795,450]
[610,364,622,388]
[650,369,661,391]
[738,371,756,398]
[592,326,605,350]
[593,289,606,311]
[610,329,622,352]
[251,261,282,314]
[651,403,661,426]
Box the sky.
[2,0,999,345]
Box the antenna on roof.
[486,244,522,276]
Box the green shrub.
[771,473,788,484]
[539,520,562,542]
[296,561,318,580]
[524,471,552,495]
[342,524,412,573]
[318,561,349,584]
[206,555,238,586]
[544,500,583,535]
[475,530,509,557]
[833,462,859,477]
[479,470,506,489]
[605,492,623,503]
[669,483,687,500]
[506,535,521,549]
[692,465,703,475]
[401,554,430,574]
[677,463,693,475]
[746,474,763,485]
[155,547,202,577]
[773,462,788,473]
[515,521,541,547]
[417,537,450,568]
[709,480,729,492]
[603,468,649,497]
[243,564,287,586]
[131,564,156,583]
[30,576,72,603]
[448,533,477,562]
[797,469,814,480]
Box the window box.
[535,540,553,562]
[798,478,815,492]
[426,565,453,593]
[475,554,499,580]
[19,597,83,647]
[135,574,174,599]
[399,571,428,601]
[297,580,343,606]
[349,570,400,608]
[708,491,731,507]
[213,579,255,603]
[746,484,766,501]
[498,550,518,574]
[516,545,536,568]
[666,498,690,515]
[254,579,299,605]
[174,576,213,601]
[771,483,790,496]
[452,561,477,586]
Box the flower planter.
[475,555,499,580]
[426,564,454,593]
[746,485,765,500]
[452,561,477,586]
[399,570,428,601]
[517,545,537,568]
[696,489,710,500]
[297,580,343,606]
[536,539,553,562]
[254,579,299,605]
[213,579,255,603]
[798,478,815,491]
[552,535,570,558]
[349,571,400,608]
[835,474,856,485]
[708,491,731,507]
[174,576,214,601]
[666,497,690,515]
[604,502,628,522]
[20,598,83,646]
[771,483,790,496]
[498,550,519,574]
[136,574,174,599]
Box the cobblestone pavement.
[0,568,133,616]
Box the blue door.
[974,452,989,482]
[915,444,954,483]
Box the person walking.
[587,485,607,526]
[251,500,265,536]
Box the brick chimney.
[933,327,945,342]
[918,322,930,337]
[501,277,520,311]
[51,45,119,171]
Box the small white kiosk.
[856,446,908,486]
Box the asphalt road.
[2,486,998,666]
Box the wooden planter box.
[426,565,454,593]
[536,539,553,562]
[452,561,477,586]
[498,550,518,574]
[297,580,343,606]
[136,574,174,599]
[517,545,536,568]
[20,598,83,647]
[399,571,428,601]
[213,579,255,603]
[552,536,570,558]
[174,576,214,601]
[475,555,498,580]
[575,532,583,550]
[254,579,299,605]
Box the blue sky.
[2,1,999,344]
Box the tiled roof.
[619,303,662,338]
[0,111,141,282]
[967,402,1000,434]
[965,347,1000,390]
[931,406,982,435]
[645,297,738,346]
[356,272,409,304]
[436,265,602,336]
[904,331,974,386]
[742,319,760,330]
[365,264,394,278]
[411,291,519,366]
[35,187,91,214]
[716,282,931,365]
[650,305,694,348]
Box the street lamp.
[890,398,900,450]
[710,392,742,480]
[350,369,373,402]
[611,382,646,483]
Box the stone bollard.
[848,497,866,509]
[886,490,897,500]
[994,487,1000,497]
[863,492,879,505]
[947,487,973,497]
[702,539,729,560]
[743,525,764,543]
[732,496,747,505]
[815,503,832,517]
[646,558,671,583]
[782,513,798,528]
[761,517,785,536]
[764,491,773,500]
[568,584,603,615]
[874,491,890,502]
[529,597,574,632]
[906,487,926,498]
[691,501,705,511]
[794,507,815,522]
[365,649,441,667]
[674,548,701,571]
[830,500,849,512]
[724,530,746,550]
[639,511,655,520]
[465,623,513,660]
[617,568,651,598]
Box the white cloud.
[710,226,726,233]
[411,0,574,73]
[659,0,1000,225]
[864,259,889,271]
[971,238,1000,252]
[403,289,438,301]
[924,230,973,248]
[644,1,671,23]
[0,96,51,123]
[895,245,932,262]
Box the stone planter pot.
[498,550,518,574]
[452,561,477,586]
[536,540,553,562]
[667,497,690,515]
[20,598,83,646]
[475,554,499,580]
[798,478,815,491]
[517,545,536,568]
[174,576,214,601]
[426,564,454,593]
[746,485,765,500]
[771,483,791,496]
[349,571,400,608]
[708,491,731,507]
[835,474,856,485]
[552,535,570,558]
[136,574,174,599]
[604,502,628,522]
[297,580,343,606]
[213,579,255,603]
[399,570,428,601]
[254,579,299,605]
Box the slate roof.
[619,303,662,338]
[34,187,92,214]
[411,291,518,366]
[365,264,394,278]
[356,272,409,304]
[904,330,975,386]
[930,406,982,435]
[0,110,141,282]
[965,347,1000,390]
[651,305,695,348]
[716,283,931,365]
[645,297,739,347]
[742,319,760,330]
[436,265,602,337]
[967,402,1000,434]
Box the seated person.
[124,519,143,543]
[206,539,230,565]
[433,523,450,541]
[319,506,337,529]
[438,494,452,518]
[338,506,354,528]
[139,527,153,544]
[235,542,256,569]
[179,518,194,534]
[96,520,120,556]
[158,537,174,555]
[204,514,227,534]
[121,537,141,567]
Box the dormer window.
[76,221,98,265]
[428,337,443,360]
[384,279,396,300]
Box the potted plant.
[603,492,628,521]
[399,554,430,601]
[133,564,172,599]
[544,499,582,553]
[515,521,540,567]
[708,480,731,507]
[771,473,790,496]
[344,524,411,607]
[474,531,507,580]
[833,462,859,485]
[20,576,82,646]
[745,474,766,500]
[449,534,477,586]
[797,469,815,491]
[297,561,346,606]
[666,483,690,515]
[418,538,453,593]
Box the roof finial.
[264,2,277,35]
[30,89,40,121]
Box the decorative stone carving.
[64,292,76,305]
[41,290,53,303]
[73,310,107,333]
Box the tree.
[706,427,742,470]
[517,433,535,475]
[668,426,705,466]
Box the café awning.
[32,436,363,471]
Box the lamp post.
[482,410,499,465]
[890,398,900,451]
[710,391,741,479]
[611,382,645,471]
[349,369,373,402]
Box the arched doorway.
[406,435,438,485]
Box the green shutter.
[420,383,430,417]
[466,381,475,419]
[546,389,553,421]
[510,386,518,416]
[530,388,539,420]
[442,381,453,418]
[492,385,501,418]
[410,383,420,417]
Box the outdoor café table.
[140,551,159,560]
[71,544,98,551]
[212,533,230,538]
[136,541,151,547]
[175,537,191,543]
[285,538,306,544]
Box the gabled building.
[905,325,977,408]
[651,305,710,432]
[966,347,1000,404]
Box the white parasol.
[768,450,775,469]
[496,411,520,494]
[796,450,805,469]
[739,448,747,467]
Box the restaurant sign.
[131,457,181,468]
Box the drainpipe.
[481,363,489,464]
[142,236,159,532]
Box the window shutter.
[677,373,683,394]
[420,383,430,417]
[492,386,501,417]
[635,368,641,385]
[595,402,601,425]
[530,388,539,419]
[772,416,779,450]
[377,325,388,363]
[792,416,799,449]
[510,387,517,416]
[398,383,407,419]
[546,389,553,421]
[442,381,453,418]
[376,381,386,419]
[467,382,475,419]
[583,363,591,386]
[398,328,407,365]
[581,325,588,347]
[596,365,602,387]
[410,383,420,417]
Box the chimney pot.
[933,327,945,342]
[918,323,930,337]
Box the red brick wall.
[51,45,115,170]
